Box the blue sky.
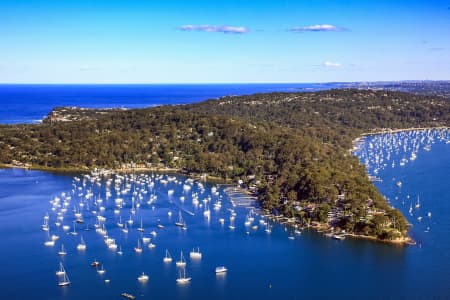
[1,0,449,83]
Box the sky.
[0,0,449,83]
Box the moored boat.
[176,268,191,284]
[215,266,228,273]
[163,249,173,263]
[137,272,149,282]
[176,251,186,267]
[189,247,202,259]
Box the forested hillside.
[1,89,449,242]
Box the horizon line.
[0,80,449,85]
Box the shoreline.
[5,125,445,246]
[260,211,415,246]
[359,126,449,136]
[352,126,450,150]
[347,126,450,245]
[1,162,414,245]
[354,126,449,141]
[344,233,416,246]
[0,164,232,184]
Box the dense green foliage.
[1,89,449,241]
[185,89,450,147]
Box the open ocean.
[0,85,449,299]
[0,83,341,124]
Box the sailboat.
[130,199,136,215]
[58,244,67,255]
[415,196,420,209]
[137,218,144,232]
[70,223,78,236]
[117,216,124,228]
[148,240,156,249]
[176,267,191,284]
[57,263,70,286]
[163,249,173,263]
[142,235,151,243]
[77,236,87,250]
[127,215,134,226]
[137,272,149,282]
[189,247,202,259]
[175,211,184,227]
[44,240,55,247]
[97,265,106,274]
[157,219,165,229]
[228,216,235,230]
[90,259,101,267]
[56,262,66,276]
[215,266,228,274]
[42,218,50,231]
[176,251,186,267]
[117,245,123,255]
[122,223,129,233]
[134,240,142,253]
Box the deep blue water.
[0,130,449,299]
[0,83,341,124]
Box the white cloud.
[289,24,344,32]
[179,25,249,34]
[323,61,342,68]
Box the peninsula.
[1,89,449,244]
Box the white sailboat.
[189,247,202,259]
[148,241,156,249]
[127,215,134,226]
[137,218,144,232]
[176,268,191,284]
[215,266,228,273]
[175,211,184,227]
[42,218,50,231]
[117,216,124,228]
[137,272,149,282]
[122,223,129,233]
[56,262,66,276]
[176,251,186,267]
[415,195,420,209]
[228,216,235,230]
[44,232,56,247]
[70,223,78,236]
[142,235,151,243]
[57,263,70,286]
[58,244,67,255]
[77,236,87,250]
[97,265,106,274]
[163,249,173,263]
[134,240,142,253]
[157,219,165,229]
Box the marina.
[0,129,449,299]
